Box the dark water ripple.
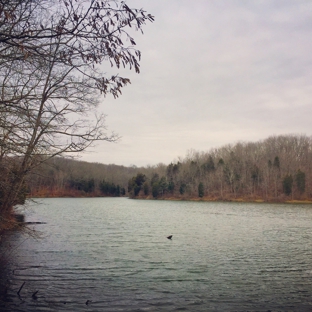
[1,198,312,311]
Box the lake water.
[1,198,312,311]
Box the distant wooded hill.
[28,134,312,202]
[27,158,167,197]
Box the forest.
[26,157,155,197]
[27,134,312,203]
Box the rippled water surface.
[1,198,312,311]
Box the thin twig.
[32,290,39,300]
[17,281,25,296]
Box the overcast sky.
[82,0,312,167]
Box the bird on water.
[167,235,173,240]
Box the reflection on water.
[1,198,312,311]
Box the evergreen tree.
[116,185,121,197]
[295,170,305,194]
[198,182,204,197]
[168,181,175,193]
[152,183,160,198]
[143,182,149,195]
[159,177,168,195]
[273,156,280,169]
[202,156,215,172]
[128,173,146,196]
[283,174,293,196]
[179,183,186,195]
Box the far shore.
[132,195,312,205]
[27,193,312,205]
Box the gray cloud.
[83,0,312,166]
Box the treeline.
[26,157,166,197]
[14,134,312,202]
[128,135,312,202]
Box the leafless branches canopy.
[0,0,154,216]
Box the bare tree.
[0,0,154,223]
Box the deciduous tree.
[0,0,153,224]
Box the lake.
[1,198,312,311]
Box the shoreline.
[129,195,312,205]
[27,194,312,205]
